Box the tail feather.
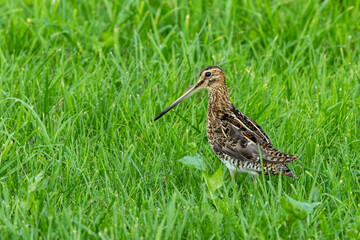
[284,154,299,163]
[282,164,297,178]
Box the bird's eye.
[205,72,211,77]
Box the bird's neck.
[207,85,233,117]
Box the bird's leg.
[252,175,258,185]
[229,168,236,180]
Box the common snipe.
[155,65,298,178]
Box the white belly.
[222,156,260,176]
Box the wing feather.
[230,106,272,144]
[227,123,298,163]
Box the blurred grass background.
[0,0,359,239]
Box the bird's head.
[195,65,226,90]
[154,65,226,121]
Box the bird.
[154,65,298,179]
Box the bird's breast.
[206,114,228,147]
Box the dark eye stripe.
[205,72,211,77]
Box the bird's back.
[207,101,298,177]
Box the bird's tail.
[281,164,297,178]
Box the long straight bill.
[154,85,199,121]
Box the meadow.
[0,0,359,239]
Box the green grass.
[0,0,359,239]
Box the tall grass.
[0,0,359,239]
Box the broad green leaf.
[178,154,206,171]
[203,166,223,195]
[281,194,321,220]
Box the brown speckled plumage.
[155,65,298,179]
